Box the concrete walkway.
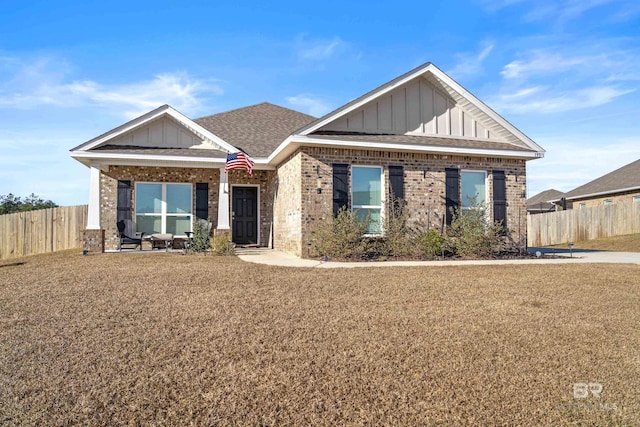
[234,247,640,268]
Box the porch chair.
[116,219,145,251]
[184,218,213,252]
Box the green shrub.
[445,201,506,258]
[416,229,445,258]
[311,207,368,259]
[188,219,211,253]
[211,235,234,255]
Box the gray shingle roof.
[194,102,316,157]
[564,158,640,200]
[527,189,565,211]
[306,131,536,152]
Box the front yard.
[1,251,639,425]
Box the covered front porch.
[83,164,277,253]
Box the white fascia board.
[270,136,543,163]
[298,63,434,136]
[74,105,239,154]
[71,151,274,169]
[268,135,297,163]
[558,186,640,202]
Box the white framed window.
[135,182,192,236]
[604,199,613,205]
[633,196,640,203]
[579,202,586,209]
[460,170,487,209]
[351,166,383,235]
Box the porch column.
[87,163,101,229]
[217,167,230,230]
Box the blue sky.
[1,0,639,206]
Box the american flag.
[225,151,255,176]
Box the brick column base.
[214,228,231,238]
[83,229,105,253]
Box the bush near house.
[312,200,514,260]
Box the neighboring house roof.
[562,158,640,201]
[194,102,316,157]
[527,189,565,212]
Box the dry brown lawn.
[1,251,639,426]
[546,233,640,252]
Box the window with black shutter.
[493,170,507,227]
[195,183,209,219]
[117,180,132,222]
[445,168,460,226]
[332,164,349,216]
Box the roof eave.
[557,186,640,202]
[269,136,543,165]
[71,151,274,170]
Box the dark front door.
[232,186,258,245]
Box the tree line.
[0,193,58,215]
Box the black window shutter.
[195,183,209,219]
[493,170,507,226]
[388,166,404,201]
[117,180,132,222]
[332,164,349,216]
[445,168,460,226]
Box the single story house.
[70,62,545,256]
[526,189,565,214]
[551,158,640,209]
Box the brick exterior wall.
[274,147,528,257]
[98,149,528,255]
[273,152,303,255]
[570,190,640,209]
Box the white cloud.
[295,36,347,61]
[479,0,638,23]
[285,95,332,117]
[500,50,614,80]
[491,85,634,114]
[490,45,637,114]
[448,41,495,78]
[0,55,221,118]
[527,138,640,196]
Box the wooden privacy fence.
[527,203,640,247]
[0,205,88,260]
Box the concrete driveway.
[234,247,640,268]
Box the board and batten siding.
[319,78,491,139]
[108,117,204,148]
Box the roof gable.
[71,105,238,154]
[195,102,316,157]
[564,158,640,200]
[296,62,544,153]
